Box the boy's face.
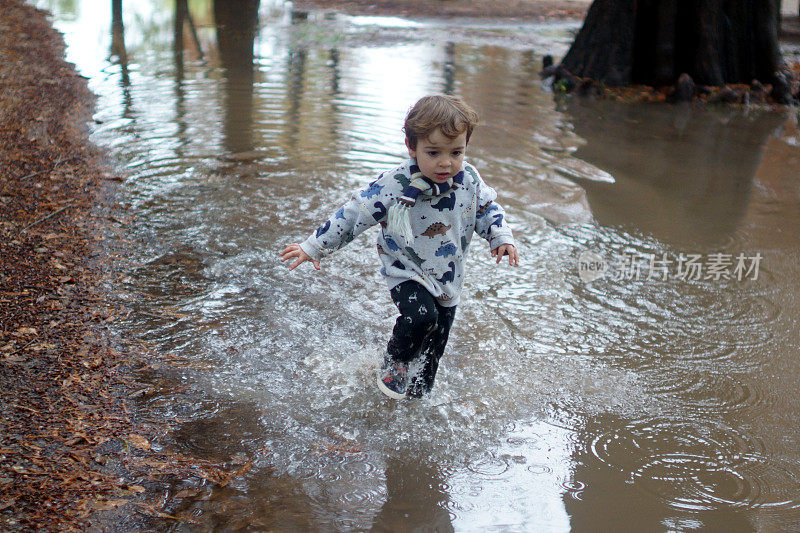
[406,128,467,184]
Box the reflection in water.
[109,0,131,111]
[328,48,341,96]
[110,0,127,66]
[564,414,755,531]
[174,0,203,68]
[564,100,788,248]
[286,47,308,152]
[215,0,260,153]
[173,0,187,81]
[39,1,800,530]
[370,457,454,532]
[443,42,456,95]
[172,0,194,145]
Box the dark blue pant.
[387,281,457,396]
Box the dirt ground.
[0,1,158,529]
[0,2,267,529]
[292,0,591,19]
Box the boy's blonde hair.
[403,95,479,150]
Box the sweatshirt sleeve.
[299,176,395,261]
[470,165,515,250]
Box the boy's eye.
[427,151,438,157]
[452,151,462,156]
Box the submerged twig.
[19,156,82,181]
[21,203,74,233]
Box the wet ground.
[0,1,144,528]
[38,0,800,530]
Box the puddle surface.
[40,1,800,530]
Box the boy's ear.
[405,138,416,158]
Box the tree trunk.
[559,0,784,87]
[110,0,127,65]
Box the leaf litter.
[0,1,268,530]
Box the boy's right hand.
[280,243,321,271]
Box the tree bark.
[559,0,784,87]
[559,0,636,87]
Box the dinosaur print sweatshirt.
[299,158,515,307]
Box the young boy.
[280,95,519,399]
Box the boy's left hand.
[491,244,519,266]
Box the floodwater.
[40,0,800,530]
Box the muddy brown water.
[40,0,800,530]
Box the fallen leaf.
[82,356,103,369]
[231,460,253,479]
[132,502,180,520]
[230,453,249,465]
[30,343,55,351]
[64,434,88,446]
[128,434,151,450]
[195,467,231,486]
[92,499,129,511]
[0,499,17,512]
[142,459,167,469]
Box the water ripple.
[466,453,512,480]
[526,464,552,475]
[587,417,764,477]
[635,453,800,512]
[643,369,775,415]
